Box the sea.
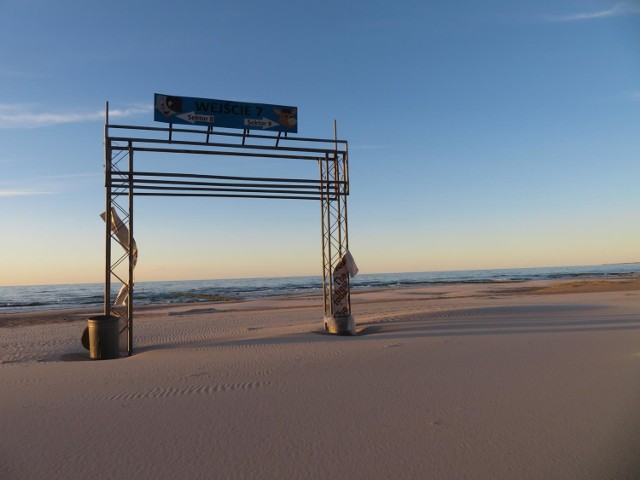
[1,264,638,314]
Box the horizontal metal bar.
[112,170,336,185]
[111,191,344,202]
[111,185,344,197]
[109,136,347,156]
[108,123,348,146]
[109,177,345,190]
[111,184,327,196]
[111,145,322,161]
[131,192,324,200]
[110,180,345,193]
[112,179,327,190]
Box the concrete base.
[323,315,356,335]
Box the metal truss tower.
[319,128,351,327]
[104,105,136,354]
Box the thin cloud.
[542,2,640,22]
[0,104,152,129]
[0,173,102,198]
[0,173,102,184]
[0,190,56,197]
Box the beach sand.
[1,279,639,479]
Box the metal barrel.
[87,315,120,360]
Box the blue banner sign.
[154,93,298,133]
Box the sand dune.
[1,280,639,479]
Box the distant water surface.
[0,264,638,314]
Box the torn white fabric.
[111,284,130,322]
[344,250,359,278]
[101,207,137,323]
[100,207,138,266]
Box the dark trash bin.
[87,315,120,360]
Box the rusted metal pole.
[334,120,342,258]
[319,158,328,316]
[128,141,134,356]
[104,102,111,317]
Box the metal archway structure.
[103,102,352,355]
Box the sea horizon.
[1,261,639,290]
[1,263,638,314]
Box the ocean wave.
[1,264,638,314]
[0,301,48,308]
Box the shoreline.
[2,277,639,328]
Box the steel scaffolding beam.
[104,105,351,355]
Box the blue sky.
[1,0,639,286]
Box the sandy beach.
[1,278,639,479]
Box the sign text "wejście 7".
[154,93,298,133]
